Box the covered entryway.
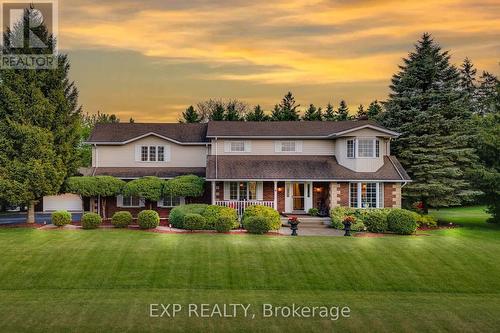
[285,182,312,213]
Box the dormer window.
[347,138,380,158]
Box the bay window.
[346,138,380,158]
[349,183,383,208]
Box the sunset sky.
[57,0,499,121]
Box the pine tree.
[270,104,283,121]
[0,7,81,222]
[180,105,200,123]
[323,103,336,121]
[316,106,323,121]
[224,101,242,121]
[459,58,477,96]
[381,33,479,210]
[337,100,350,120]
[272,92,300,121]
[356,104,367,119]
[302,104,321,121]
[209,103,225,121]
[476,71,499,115]
[245,105,269,121]
[366,100,383,119]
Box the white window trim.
[157,196,185,208]
[348,182,383,208]
[274,140,303,153]
[136,145,170,162]
[224,181,262,200]
[347,138,380,159]
[224,141,251,153]
[117,195,145,208]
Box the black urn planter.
[289,220,300,236]
[343,220,352,236]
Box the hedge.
[81,212,102,229]
[183,213,207,231]
[243,216,271,234]
[387,209,418,235]
[137,210,160,229]
[169,204,238,230]
[52,210,71,226]
[214,216,234,233]
[363,209,390,233]
[111,211,133,228]
[242,205,281,231]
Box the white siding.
[95,136,207,168]
[214,139,335,155]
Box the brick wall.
[383,183,402,208]
[339,183,349,207]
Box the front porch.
[211,181,330,216]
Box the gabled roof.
[87,123,209,145]
[206,155,411,181]
[206,120,399,138]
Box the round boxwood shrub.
[242,205,281,231]
[203,205,238,230]
[137,210,160,229]
[52,210,71,227]
[169,204,208,229]
[183,213,206,231]
[111,211,133,228]
[214,216,235,233]
[363,210,389,233]
[330,207,356,229]
[81,212,102,229]
[387,209,418,235]
[244,216,271,234]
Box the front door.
[293,183,305,211]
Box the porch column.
[211,181,216,205]
[329,182,340,208]
[273,181,278,210]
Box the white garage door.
[43,194,83,212]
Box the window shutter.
[274,141,281,152]
[244,141,252,153]
[296,141,303,153]
[139,198,146,207]
[135,146,141,161]
[256,182,263,200]
[180,197,186,205]
[164,145,171,162]
[117,195,123,207]
[223,182,230,200]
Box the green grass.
[0,206,499,332]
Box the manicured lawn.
[0,206,499,332]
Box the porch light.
[314,187,322,193]
[277,187,284,192]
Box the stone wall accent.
[383,182,402,208]
[329,182,341,208]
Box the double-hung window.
[118,195,143,208]
[275,141,302,153]
[227,182,258,200]
[158,195,184,208]
[139,145,167,162]
[346,138,380,158]
[349,183,383,208]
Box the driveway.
[0,212,83,225]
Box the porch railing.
[214,200,275,217]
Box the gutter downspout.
[215,137,218,180]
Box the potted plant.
[342,215,355,236]
[288,216,300,236]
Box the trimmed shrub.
[242,205,281,231]
[308,208,319,216]
[243,216,271,234]
[169,204,208,229]
[363,210,390,233]
[416,214,438,229]
[137,210,160,229]
[387,209,418,235]
[52,210,71,227]
[214,216,234,233]
[203,205,238,230]
[183,213,206,231]
[81,212,102,229]
[330,207,356,229]
[111,211,132,228]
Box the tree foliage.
[164,175,205,197]
[337,100,350,120]
[179,105,200,123]
[66,176,125,197]
[122,176,164,201]
[271,92,300,121]
[245,105,269,121]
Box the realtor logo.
[0,0,58,69]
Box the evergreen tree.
[224,101,243,121]
[459,58,477,96]
[0,7,81,222]
[316,106,323,121]
[245,105,269,121]
[272,92,300,121]
[270,104,283,121]
[209,103,225,121]
[366,100,383,119]
[337,100,350,120]
[381,33,479,211]
[356,104,367,119]
[129,117,135,123]
[476,71,499,115]
[323,103,336,121]
[180,105,200,123]
[302,104,322,121]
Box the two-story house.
[85,120,410,217]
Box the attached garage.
[43,194,83,212]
